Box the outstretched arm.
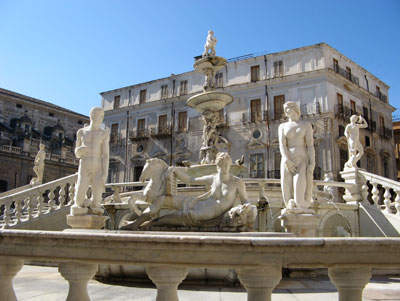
[172,167,213,185]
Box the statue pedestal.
[340,167,366,204]
[279,209,320,237]
[67,214,108,229]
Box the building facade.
[0,88,89,192]
[100,43,396,185]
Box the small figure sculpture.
[323,171,338,201]
[71,107,110,215]
[151,152,257,230]
[344,115,368,169]
[279,101,315,211]
[202,30,217,57]
[30,143,46,185]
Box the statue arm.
[359,116,368,128]
[173,167,213,185]
[344,124,350,138]
[101,129,110,183]
[237,179,249,205]
[305,123,315,170]
[74,129,84,158]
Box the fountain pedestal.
[279,208,320,237]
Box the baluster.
[36,193,44,217]
[15,199,23,223]
[4,203,11,226]
[58,184,66,208]
[48,189,56,212]
[371,182,380,208]
[26,195,33,220]
[68,183,75,205]
[383,186,392,214]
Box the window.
[178,111,187,132]
[363,106,369,124]
[365,136,370,147]
[273,152,281,178]
[383,159,389,178]
[333,58,339,73]
[273,95,285,120]
[250,154,264,178]
[78,120,83,125]
[215,72,223,88]
[350,100,356,115]
[114,95,120,109]
[273,61,283,77]
[337,93,344,115]
[16,104,22,109]
[180,80,188,95]
[338,125,345,137]
[251,65,260,82]
[49,112,54,117]
[110,123,118,143]
[379,116,385,135]
[158,114,167,133]
[161,85,168,99]
[376,86,381,98]
[250,99,262,123]
[139,90,146,104]
[340,149,348,171]
[0,180,7,192]
[346,67,352,81]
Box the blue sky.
[0,0,399,117]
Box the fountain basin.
[193,55,227,73]
[187,91,233,113]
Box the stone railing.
[0,144,22,154]
[0,173,77,228]
[359,169,400,215]
[1,229,400,301]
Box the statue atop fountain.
[203,30,217,57]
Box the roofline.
[99,42,389,95]
[0,88,89,119]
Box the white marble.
[202,30,217,57]
[71,107,109,216]
[30,143,45,185]
[344,115,368,169]
[279,101,315,211]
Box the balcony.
[300,102,321,116]
[129,129,149,141]
[150,125,172,137]
[376,91,388,103]
[249,170,265,178]
[331,65,359,86]
[334,104,352,120]
[380,127,393,140]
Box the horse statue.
[203,30,217,57]
[120,158,178,230]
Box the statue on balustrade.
[122,152,257,231]
[278,101,315,211]
[30,143,46,185]
[344,115,368,169]
[71,107,110,216]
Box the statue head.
[283,101,301,118]
[350,115,358,123]
[39,143,45,150]
[216,152,232,173]
[89,107,104,127]
[208,30,214,36]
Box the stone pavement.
[14,265,400,301]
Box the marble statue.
[279,101,315,211]
[202,30,217,57]
[150,152,257,230]
[344,115,368,169]
[122,158,174,230]
[71,107,110,216]
[30,143,46,185]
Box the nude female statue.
[344,115,368,169]
[151,152,257,229]
[278,101,315,211]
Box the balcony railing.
[376,91,388,103]
[150,125,172,137]
[129,129,149,140]
[334,104,353,120]
[331,65,360,86]
[249,170,265,178]
[300,102,321,116]
[380,127,393,139]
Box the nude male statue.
[278,101,315,211]
[202,30,217,57]
[72,107,110,215]
[151,152,257,230]
[30,143,46,185]
[344,115,368,169]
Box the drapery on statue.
[344,115,368,169]
[30,143,46,185]
[150,152,257,230]
[202,30,217,57]
[71,107,110,216]
[279,101,315,211]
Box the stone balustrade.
[0,173,77,228]
[0,229,400,301]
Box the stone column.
[0,257,24,301]
[146,265,188,301]
[328,267,371,301]
[237,265,282,301]
[59,262,98,301]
